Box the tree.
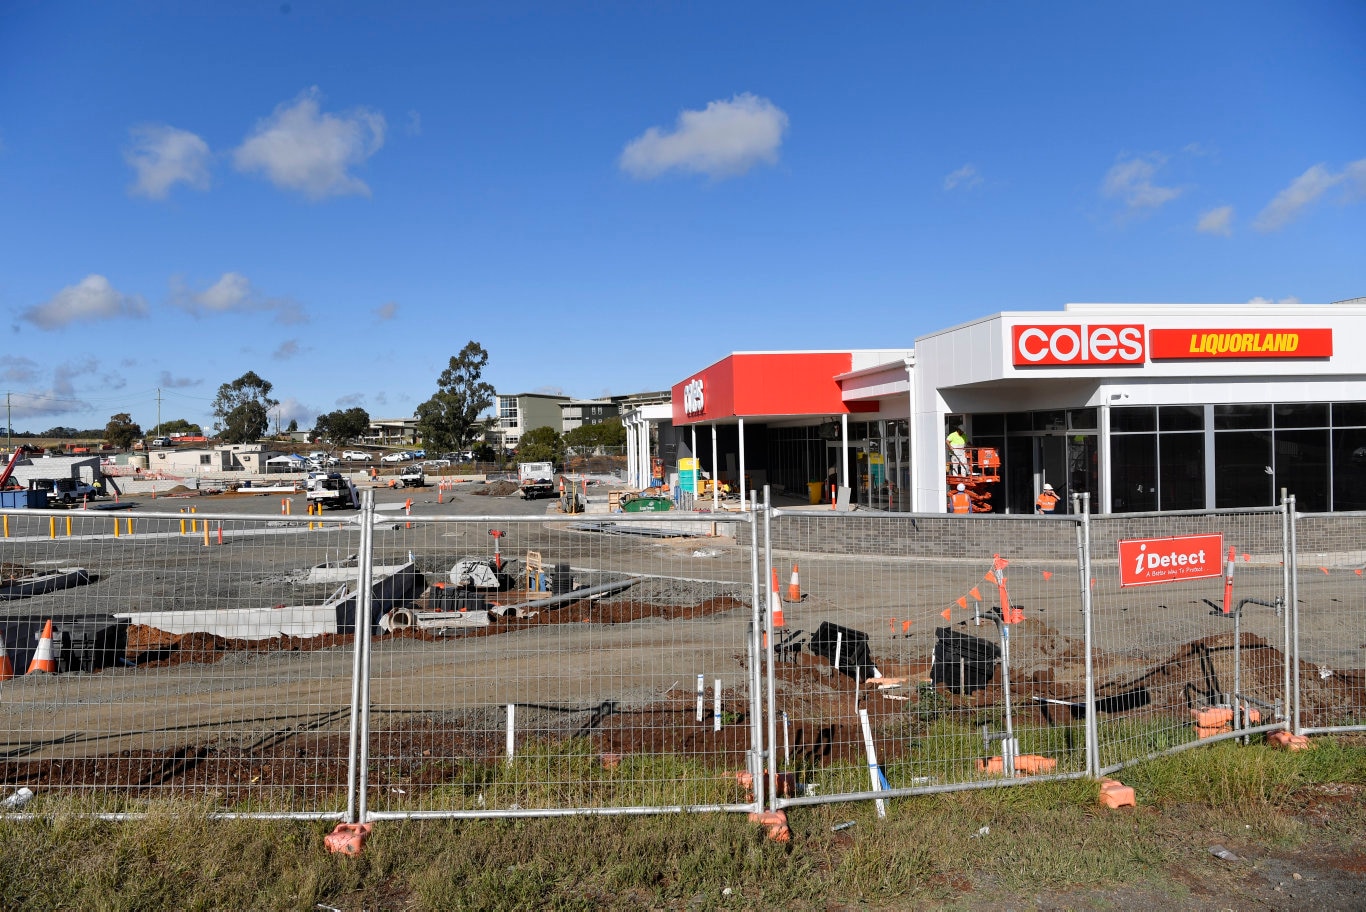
[287,418,298,434]
[415,341,496,453]
[104,413,142,450]
[564,417,626,451]
[314,407,371,446]
[159,418,203,436]
[212,370,279,443]
[517,426,564,464]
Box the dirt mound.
[469,480,519,496]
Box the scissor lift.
[947,446,1001,512]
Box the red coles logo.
[1012,324,1145,366]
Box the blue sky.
[1,1,1363,435]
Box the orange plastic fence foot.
[324,822,372,856]
[1267,730,1312,751]
[1098,778,1136,809]
[747,810,791,843]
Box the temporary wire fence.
[2,487,1361,825]
[0,503,365,818]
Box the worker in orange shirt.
[1035,483,1060,514]
[949,483,972,514]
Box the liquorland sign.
[1117,533,1223,587]
[1013,324,1333,367]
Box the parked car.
[342,450,371,462]
[422,458,451,469]
[150,436,171,447]
[409,449,426,459]
[380,451,409,463]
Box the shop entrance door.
[1039,435,1067,510]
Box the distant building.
[491,393,570,450]
[368,417,420,446]
[149,444,276,475]
[560,391,671,434]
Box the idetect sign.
[682,378,705,415]
[1149,328,1333,360]
[1012,324,1145,366]
[1117,533,1223,588]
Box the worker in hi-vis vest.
[949,483,971,514]
[1035,483,1060,514]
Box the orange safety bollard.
[203,525,210,547]
[324,822,373,856]
[217,522,223,545]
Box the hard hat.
[1043,483,1054,491]
[957,483,965,491]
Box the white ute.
[518,462,556,499]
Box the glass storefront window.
[973,414,1005,435]
[1111,433,1157,513]
[1159,405,1203,432]
[1068,408,1097,430]
[1214,404,1270,430]
[1159,433,1204,510]
[1333,402,1366,427]
[1111,407,1156,433]
[1333,428,1366,511]
[1215,430,1274,507]
[1274,403,1329,428]
[1033,410,1066,431]
[1275,428,1329,511]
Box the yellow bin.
[808,481,825,505]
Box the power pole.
[155,388,163,438]
[6,392,11,452]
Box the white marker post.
[782,710,791,765]
[833,631,843,673]
[506,703,516,760]
[858,707,887,819]
[713,679,722,732]
[696,674,705,723]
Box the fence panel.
[763,508,1090,809]
[0,506,365,817]
[359,510,762,819]
[1085,508,1289,775]
[1290,509,1366,734]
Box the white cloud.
[406,110,422,136]
[1102,154,1182,210]
[22,275,148,330]
[375,301,398,321]
[125,124,211,199]
[52,357,99,396]
[1,355,41,384]
[233,87,386,200]
[170,273,308,324]
[275,396,312,428]
[1254,159,1366,231]
[156,370,200,389]
[1247,296,1303,307]
[1196,205,1234,236]
[335,393,366,408]
[273,338,301,360]
[943,164,982,191]
[5,390,89,421]
[620,93,788,180]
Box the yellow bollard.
[65,516,72,537]
[203,525,210,547]
[125,518,133,536]
[50,516,56,539]
[113,518,120,538]
[3,515,8,538]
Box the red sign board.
[1149,328,1333,360]
[1011,324,1145,366]
[1117,534,1223,588]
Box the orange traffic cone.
[786,564,801,602]
[770,568,785,629]
[27,620,56,674]
[0,632,14,682]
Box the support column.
[712,425,719,511]
[840,413,849,491]
[738,417,747,510]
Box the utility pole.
[155,388,163,438]
[6,392,11,452]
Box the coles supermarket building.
[661,301,1366,515]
